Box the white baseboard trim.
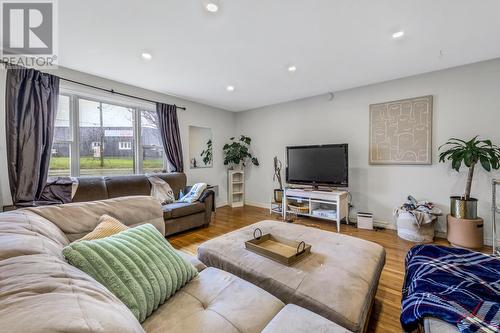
[373,220,396,230]
[483,236,500,247]
[245,201,271,209]
[216,201,228,208]
[241,201,500,248]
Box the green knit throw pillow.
[62,223,197,322]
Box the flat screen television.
[286,144,348,188]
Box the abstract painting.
[369,95,433,165]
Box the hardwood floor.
[168,205,491,333]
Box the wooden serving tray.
[245,228,312,266]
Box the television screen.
[286,144,348,187]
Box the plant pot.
[450,196,477,219]
[447,215,483,249]
[232,163,243,171]
[274,189,283,203]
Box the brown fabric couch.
[0,196,352,333]
[72,172,214,236]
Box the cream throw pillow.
[79,215,129,241]
[147,175,175,204]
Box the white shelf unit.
[228,170,245,208]
[493,179,500,256]
[282,188,349,232]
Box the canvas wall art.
[369,95,433,165]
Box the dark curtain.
[156,103,184,172]
[6,67,60,206]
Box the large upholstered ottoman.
[197,220,386,333]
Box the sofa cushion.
[105,175,151,198]
[262,304,353,333]
[72,176,108,202]
[63,224,198,322]
[0,211,69,261]
[0,254,144,333]
[165,212,206,236]
[175,250,207,272]
[25,196,165,241]
[424,317,459,333]
[142,267,284,333]
[162,202,205,219]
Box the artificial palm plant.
[439,136,500,218]
[439,136,500,198]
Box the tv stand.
[282,187,349,232]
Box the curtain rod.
[59,77,186,110]
[0,61,187,110]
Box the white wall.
[189,126,213,168]
[2,59,499,245]
[235,58,500,245]
[0,66,236,208]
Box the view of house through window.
[49,93,165,177]
[141,110,164,173]
[79,98,135,176]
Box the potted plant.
[273,156,283,203]
[223,135,259,170]
[439,136,500,218]
[439,136,500,248]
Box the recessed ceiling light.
[392,30,405,39]
[206,3,218,12]
[141,52,152,60]
[288,65,297,72]
[226,85,235,92]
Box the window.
[49,95,72,177]
[49,91,166,177]
[79,98,135,176]
[141,110,164,173]
[119,142,132,150]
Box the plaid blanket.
[401,245,500,333]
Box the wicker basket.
[288,204,309,214]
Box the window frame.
[118,141,132,150]
[52,89,166,177]
[49,93,74,177]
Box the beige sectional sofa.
[0,196,351,333]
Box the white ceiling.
[59,0,500,111]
